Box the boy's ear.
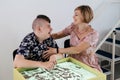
[38,27,41,32]
[36,26,41,31]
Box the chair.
[64,39,70,48]
[64,39,70,57]
[13,49,18,60]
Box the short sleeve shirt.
[17,32,58,62]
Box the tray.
[14,57,106,80]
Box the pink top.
[62,23,102,72]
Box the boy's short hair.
[32,15,51,30]
[36,15,51,23]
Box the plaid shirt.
[17,32,58,62]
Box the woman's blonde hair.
[75,5,93,23]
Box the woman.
[43,5,102,72]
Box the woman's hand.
[43,47,57,59]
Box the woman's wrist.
[56,47,59,54]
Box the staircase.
[95,20,120,80]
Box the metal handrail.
[95,20,120,52]
[111,30,116,80]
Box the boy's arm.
[13,54,55,70]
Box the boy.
[14,15,63,70]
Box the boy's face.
[39,20,52,40]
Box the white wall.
[0,0,119,80]
[91,1,120,44]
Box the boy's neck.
[34,32,44,43]
[37,36,44,43]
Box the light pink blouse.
[62,24,102,72]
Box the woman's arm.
[51,31,67,39]
[52,24,73,39]
[43,41,90,56]
[59,41,90,54]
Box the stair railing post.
[111,30,116,80]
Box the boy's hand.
[40,61,55,70]
[49,55,57,64]
[49,54,64,65]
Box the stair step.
[116,27,120,34]
[106,38,120,45]
[96,50,120,60]
[116,27,120,30]
[101,67,111,75]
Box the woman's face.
[73,10,83,25]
